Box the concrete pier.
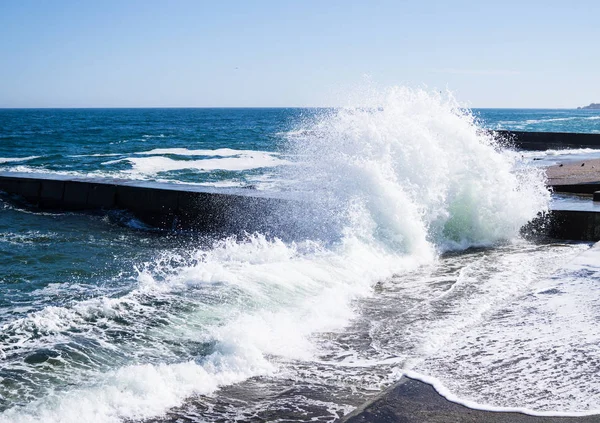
[0,172,301,235]
[519,195,600,242]
[495,130,600,150]
[545,210,600,241]
[552,184,600,194]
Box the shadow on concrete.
[342,377,600,423]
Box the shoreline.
[342,376,600,423]
[341,157,600,423]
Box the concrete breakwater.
[543,209,600,241]
[495,130,600,150]
[0,172,307,236]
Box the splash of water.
[284,86,549,253]
[0,87,551,422]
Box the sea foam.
[103,153,290,174]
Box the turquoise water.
[1,100,600,422]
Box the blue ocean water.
[1,108,599,188]
[1,99,600,422]
[0,108,304,187]
[475,108,600,133]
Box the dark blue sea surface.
[1,108,599,187]
[0,108,308,187]
[475,108,600,133]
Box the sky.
[0,0,598,108]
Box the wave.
[0,87,552,422]
[68,153,122,158]
[493,114,600,130]
[135,147,279,157]
[0,230,58,245]
[524,117,579,124]
[0,234,423,423]
[103,154,290,174]
[0,164,279,190]
[521,148,600,166]
[0,156,40,164]
[281,86,548,252]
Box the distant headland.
[578,103,600,109]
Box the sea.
[1,90,600,423]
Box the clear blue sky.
[0,0,598,108]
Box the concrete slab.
[40,180,65,200]
[38,180,65,208]
[63,181,90,209]
[0,176,20,196]
[18,179,41,202]
[87,184,117,208]
[495,131,600,151]
[3,171,597,240]
[115,185,180,214]
[548,210,600,241]
[342,377,599,423]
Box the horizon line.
[0,106,586,110]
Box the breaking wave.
[0,87,551,422]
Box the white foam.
[136,147,278,157]
[405,242,600,414]
[522,148,600,158]
[521,148,600,166]
[194,180,245,188]
[0,233,426,422]
[68,153,122,158]
[0,231,57,245]
[0,163,272,190]
[0,166,150,182]
[0,156,40,164]
[403,371,600,417]
[494,114,600,129]
[104,154,290,174]
[0,360,273,423]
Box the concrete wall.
[2,172,600,241]
[0,172,300,235]
[552,184,600,195]
[495,130,600,151]
[548,209,600,241]
[522,209,600,242]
